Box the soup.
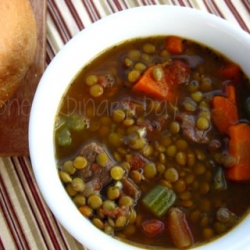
[54,36,250,249]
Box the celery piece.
[142,185,176,217]
[66,114,89,131]
[56,127,72,146]
[213,167,227,191]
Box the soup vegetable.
[55,36,250,249]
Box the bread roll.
[0,0,37,108]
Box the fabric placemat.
[0,1,249,250]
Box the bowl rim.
[29,5,250,250]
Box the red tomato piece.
[141,219,164,237]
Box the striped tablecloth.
[1,1,249,250]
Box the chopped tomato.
[141,219,164,237]
[218,63,241,84]
[165,60,190,86]
[128,154,147,170]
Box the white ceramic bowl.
[29,5,250,250]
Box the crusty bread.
[0,0,37,108]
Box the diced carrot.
[132,65,178,102]
[165,36,184,55]
[225,84,237,104]
[141,219,164,237]
[218,63,241,84]
[227,123,250,181]
[132,60,190,103]
[168,208,193,249]
[211,96,238,134]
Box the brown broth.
[55,36,250,249]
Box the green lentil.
[191,91,203,102]
[110,166,125,181]
[152,67,164,81]
[62,160,75,175]
[112,109,126,123]
[169,121,180,135]
[79,205,93,217]
[200,78,213,92]
[102,200,116,210]
[188,80,200,93]
[182,98,197,112]
[128,70,140,83]
[119,196,134,207]
[74,156,88,169]
[134,62,147,72]
[115,216,127,227]
[166,145,177,158]
[58,171,72,183]
[88,195,103,209]
[90,84,104,97]
[123,118,135,127]
[129,170,142,184]
[128,136,147,150]
[71,177,85,192]
[175,151,187,166]
[96,152,109,167]
[107,186,120,200]
[85,74,98,86]
[196,117,210,130]
[173,179,186,193]
[194,163,206,175]
[73,193,86,206]
[92,217,104,230]
[127,49,141,60]
[175,139,188,151]
[124,57,133,68]
[158,152,166,164]
[109,132,122,147]
[143,163,157,179]
[164,167,179,182]
[65,183,77,197]
[143,43,155,54]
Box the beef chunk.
[75,141,141,202]
[181,113,209,143]
[121,176,140,200]
[75,141,115,190]
[165,59,190,85]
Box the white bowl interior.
[29,5,250,250]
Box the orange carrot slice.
[165,36,184,55]
[225,84,237,104]
[132,60,190,103]
[211,96,238,134]
[132,65,178,102]
[227,123,250,181]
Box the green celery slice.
[142,185,176,217]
